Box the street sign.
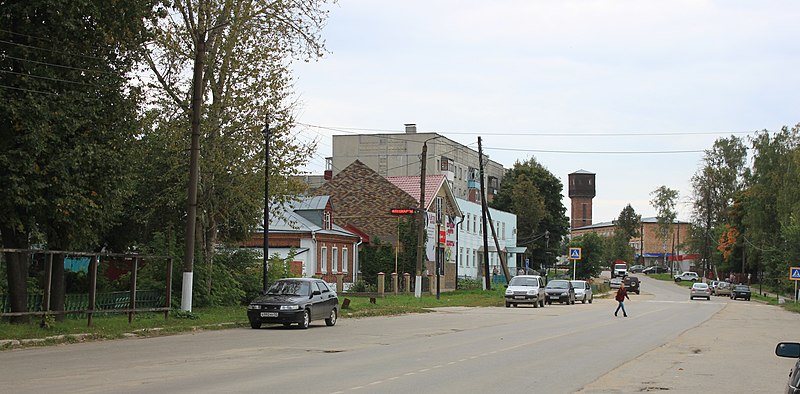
[791,267,800,281]
[390,208,415,215]
[569,247,581,260]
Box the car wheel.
[299,309,310,329]
[325,308,338,326]
[505,302,510,308]
[250,321,261,329]
[675,278,681,282]
[690,296,693,300]
[746,297,750,301]
[533,299,539,308]
[283,323,291,327]
[588,296,593,304]
[582,298,586,304]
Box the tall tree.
[609,204,640,264]
[491,158,569,269]
[650,186,679,271]
[567,232,604,280]
[142,0,331,308]
[0,0,155,322]
[690,136,748,274]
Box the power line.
[0,53,114,75]
[0,69,94,87]
[484,146,705,155]
[0,38,107,62]
[0,83,58,96]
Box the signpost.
[569,248,581,280]
[790,267,800,303]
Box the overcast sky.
[291,0,800,223]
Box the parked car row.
[504,275,595,307]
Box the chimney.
[404,123,417,133]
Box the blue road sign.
[791,267,800,280]
[569,248,581,260]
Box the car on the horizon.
[505,275,546,308]
[629,265,646,273]
[643,266,668,275]
[775,342,800,393]
[545,280,575,305]
[690,282,711,300]
[247,278,339,329]
[570,280,593,304]
[609,277,623,289]
[730,284,752,301]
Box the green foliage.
[348,280,376,293]
[567,232,604,279]
[457,276,484,290]
[359,238,394,286]
[491,158,569,268]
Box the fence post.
[377,272,385,295]
[404,273,411,294]
[335,273,344,293]
[391,272,398,295]
[165,257,173,320]
[87,255,98,327]
[129,257,139,324]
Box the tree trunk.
[2,226,30,324]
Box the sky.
[290,0,800,223]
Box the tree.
[491,158,569,269]
[650,186,679,271]
[567,232,604,280]
[611,204,640,264]
[690,136,748,276]
[141,0,331,308]
[0,0,155,322]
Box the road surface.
[0,275,797,393]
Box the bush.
[458,276,483,290]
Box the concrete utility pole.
[182,26,207,312]
[263,116,270,293]
[478,137,491,290]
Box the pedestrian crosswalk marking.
[791,268,800,280]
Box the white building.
[454,198,524,279]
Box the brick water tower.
[568,170,596,229]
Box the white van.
[612,263,628,278]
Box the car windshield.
[266,280,311,296]
[693,283,708,289]
[733,285,750,291]
[509,277,539,286]
[547,281,569,289]
[615,264,626,269]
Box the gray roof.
[291,195,330,211]
[570,169,595,175]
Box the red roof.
[386,175,446,210]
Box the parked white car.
[674,272,699,282]
[609,277,623,289]
[570,280,593,304]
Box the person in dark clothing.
[615,283,630,317]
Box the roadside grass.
[0,288,506,348]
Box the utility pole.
[478,137,491,290]
[182,25,207,312]
[416,141,428,297]
[262,116,270,292]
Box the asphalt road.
[0,276,797,393]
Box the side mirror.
[776,342,800,358]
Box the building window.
[324,211,332,230]
[342,247,349,273]
[321,246,328,274]
[459,247,464,266]
[332,247,339,273]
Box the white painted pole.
[181,272,193,312]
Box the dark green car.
[730,284,751,301]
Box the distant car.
[629,265,646,273]
[609,277,623,289]
[643,266,668,274]
[570,280,593,304]
[674,272,700,282]
[690,282,711,300]
[775,342,800,394]
[545,280,575,305]
[247,278,339,329]
[730,284,752,301]
[611,263,628,278]
[713,281,732,296]
[505,275,546,308]
[623,276,641,295]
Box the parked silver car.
[504,275,546,308]
[570,280,593,304]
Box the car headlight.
[505,290,512,295]
[527,290,537,295]
[280,305,300,310]
[249,304,260,310]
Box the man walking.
[615,283,630,317]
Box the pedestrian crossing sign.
[569,248,581,260]
[791,267,800,280]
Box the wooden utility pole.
[478,137,491,290]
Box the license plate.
[514,296,525,300]
[549,295,560,299]
[260,312,278,318]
